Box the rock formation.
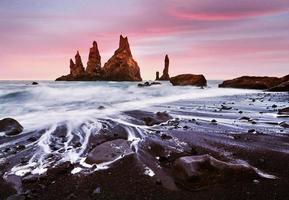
[170,74,207,86]
[159,55,170,81]
[219,75,289,91]
[56,51,86,81]
[86,41,101,77]
[56,35,142,81]
[71,51,85,77]
[155,71,160,80]
[102,35,142,81]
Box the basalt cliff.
[56,35,142,81]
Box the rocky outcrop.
[0,118,23,136]
[86,41,101,77]
[56,36,142,81]
[268,81,289,92]
[159,55,170,81]
[219,75,289,90]
[85,139,133,164]
[155,71,160,81]
[71,51,85,77]
[56,52,86,81]
[170,74,207,86]
[102,35,142,81]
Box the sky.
[0,0,289,80]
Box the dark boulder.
[219,75,289,90]
[85,139,133,164]
[278,107,289,115]
[0,118,23,136]
[170,74,207,86]
[138,81,161,87]
[173,155,268,187]
[31,82,38,85]
[143,112,172,126]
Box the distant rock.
[56,36,142,82]
[268,81,289,92]
[71,51,85,77]
[170,74,207,86]
[0,118,23,136]
[102,35,142,81]
[32,82,38,85]
[159,55,170,81]
[155,71,160,81]
[138,81,161,87]
[219,75,289,90]
[86,41,102,78]
[56,52,86,81]
[85,139,133,164]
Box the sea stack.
[56,51,86,81]
[102,35,142,81]
[159,55,170,81]
[86,41,101,78]
[155,71,160,80]
[71,51,85,77]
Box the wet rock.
[85,139,133,164]
[248,129,256,133]
[31,82,38,85]
[138,81,161,87]
[15,145,25,151]
[98,106,105,110]
[93,187,101,194]
[102,35,142,81]
[143,112,172,126]
[240,117,251,121]
[27,137,37,142]
[161,134,172,140]
[0,118,23,136]
[170,74,207,87]
[219,75,289,90]
[221,105,232,110]
[272,104,277,108]
[279,121,289,128]
[7,194,26,200]
[173,155,259,184]
[159,55,170,81]
[278,107,289,115]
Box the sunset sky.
[0,0,289,80]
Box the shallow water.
[0,80,288,179]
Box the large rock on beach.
[173,155,263,184]
[0,118,23,136]
[102,35,142,81]
[170,74,207,86]
[219,75,289,90]
[85,139,133,164]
